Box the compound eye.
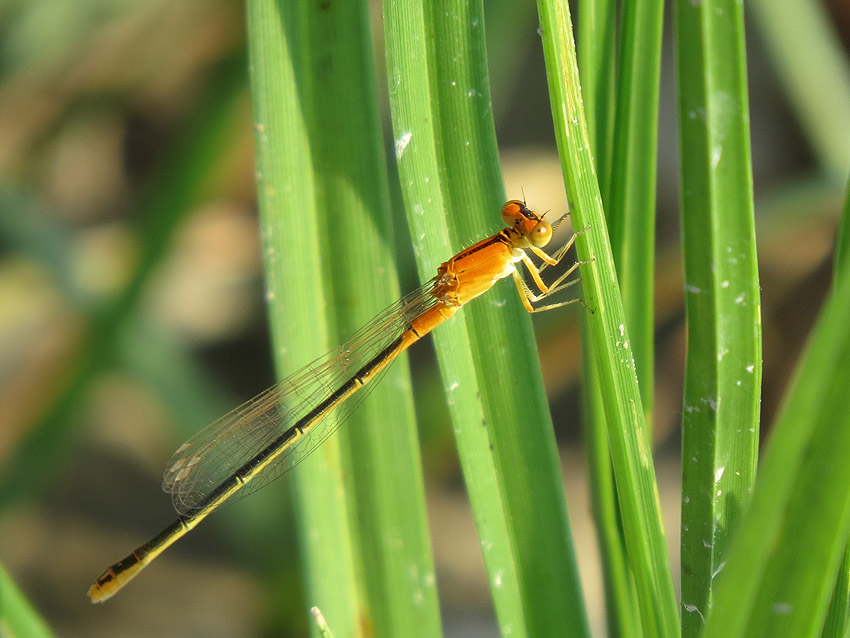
[500,200,524,226]
[530,221,553,247]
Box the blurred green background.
[0,0,848,636]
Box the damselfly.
[88,199,587,602]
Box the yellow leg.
[531,225,590,272]
[512,254,593,314]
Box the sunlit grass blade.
[577,0,616,195]
[701,196,850,637]
[580,335,642,638]
[385,0,589,635]
[673,1,762,634]
[247,1,440,635]
[246,4,358,631]
[577,2,642,634]
[536,1,679,635]
[607,0,664,421]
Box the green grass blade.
[0,561,54,638]
[248,1,441,635]
[580,335,642,638]
[536,1,679,635]
[821,175,850,638]
[247,4,360,631]
[384,0,589,635]
[701,213,850,638]
[607,0,664,421]
[577,3,642,635]
[821,548,850,638]
[577,0,617,195]
[673,1,762,634]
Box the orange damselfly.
[88,199,587,602]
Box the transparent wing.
[161,276,443,517]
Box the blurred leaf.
[0,561,53,638]
[0,55,246,506]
